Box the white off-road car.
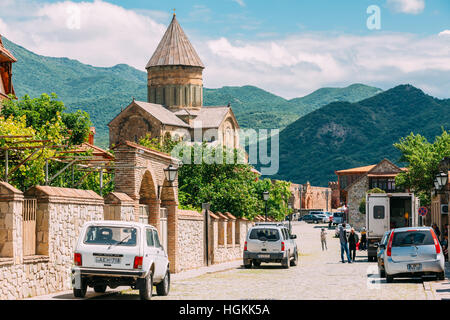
[243,222,298,268]
[72,220,170,300]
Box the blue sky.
[0,0,449,98]
[36,0,450,38]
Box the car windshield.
[334,212,343,217]
[84,226,138,247]
[249,228,280,241]
[391,230,434,247]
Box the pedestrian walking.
[348,228,359,262]
[321,228,327,251]
[360,228,367,251]
[339,223,351,263]
[432,223,441,239]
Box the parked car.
[376,231,391,277]
[332,212,344,225]
[243,222,298,269]
[383,227,445,282]
[72,220,170,300]
[302,214,323,224]
[334,223,352,238]
[321,212,333,223]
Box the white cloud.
[232,0,246,7]
[0,0,166,69]
[200,32,450,98]
[0,0,448,99]
[387,0,425,14]
[438,30,450,36]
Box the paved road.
[95,221,442,300]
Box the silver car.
[243,223,298,269]
[383,227,445,282]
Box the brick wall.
[0,184,104,300]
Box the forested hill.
[268,84,450,186]
[4,37,381,148]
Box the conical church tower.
[146,14,204,112]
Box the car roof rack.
[254,222,287,227]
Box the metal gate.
[160,207,168,252]
[22,198,37,256]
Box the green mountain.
[269,85,450,186]
[204,84,382,130]
[4,37,382,148]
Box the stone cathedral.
[109,14,240,150]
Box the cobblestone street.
[100,221,444,300]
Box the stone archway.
[138,170,160,233]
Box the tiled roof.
[0,35,17,62]
[193,106,230,128]
[133,100,190,128]
[146,15,204,69]
[335,165,376,174]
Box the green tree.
[394,130,450,206]
[1,93,92,145]
[359,188,386,214]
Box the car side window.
[282,228,288,240]
[146,229,154,247]
[153,230,161,248]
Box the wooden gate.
[160,207,168,252]
[22,198,37,256]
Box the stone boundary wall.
[177,209,204,272]
[176,209,254,271]
[0,184,104,300]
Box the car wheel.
[73,278,87,298]
[253,261,261,267]
[244,260,252,269]
[379,269,385,278]
[139,270,153,300]
[290,250,298,266]
[93,285,107,293]
[386,274,394,283]
[282,251,290,269]
[437,272,445,280]
[156,269,170,296]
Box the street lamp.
[435,171,448,190]
[164,164,178,183]
[263,191,269,222]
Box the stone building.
[300,182,332,212]
[0,35,16,103]
[109,14,240,150]
[336,159,407,229]
[328,181,340,209]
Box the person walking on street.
[360,228,367,251]
[432,224,441,240]
[321,228,327,251]
[339,223,351,263]
[348,228,359,262]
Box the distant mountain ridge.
[268,84,450,186]
[4,37,382,147]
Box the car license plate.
[258,254,270,259]
[95,257,121,264]
[407,263,422,272]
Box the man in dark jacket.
[348,228,359,262]
[339,224,351,263]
